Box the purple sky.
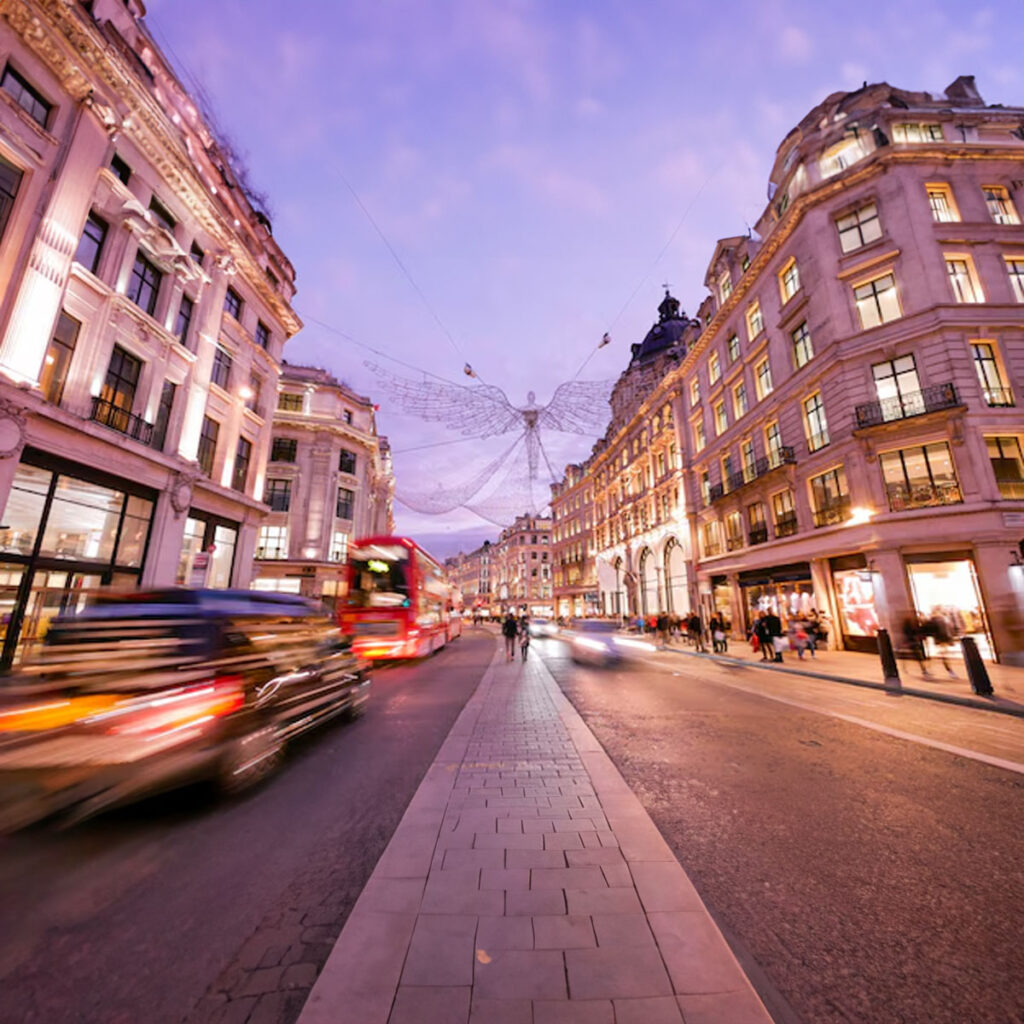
[145,0,1022,558]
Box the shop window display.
[906,558,992,660]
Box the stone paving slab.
[296,646,773,1024]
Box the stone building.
[682,76,1024,662]
[491,513,552,616]
[446,540,492,614]
[0,0,300,666]
[251,363,394,606]
[550,463,597,619]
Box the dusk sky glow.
[145,0,1024,556]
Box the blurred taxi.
[567,619,657,667]
[0,589,369,831]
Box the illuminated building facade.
[251,363,394,606]
[550,463,597,619]
[0,0,300,665]
[492,514,552,616]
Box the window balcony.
[885,481,962,512]
[748,523,769,546]
[90,396,154,445]
[774,512,798,537]
[854,382,959,429]
[812,496,852,528]
[995,478,1024,499]
[726,535,745,552]
[982,387,1015,408]
[706,447,796,505]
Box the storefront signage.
[1003,512,1024,527]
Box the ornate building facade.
[491,513,552,616]
[0,0,301,666]
[251,363,394,606]
[446,540,492,613]
[550,463,597,619]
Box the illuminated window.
[39,311,79,405]
[809,467,850,527]
[330,531,349,562]
[779,258,800,302]
[1006,258,1024,303]
[926,183,959,222]
[772,490,797,536]
[714,400,727,436]
[741,439,756,482]
[1,65,51,128]
[256,525,289,560]
[983,185,1019,225]
[733,380,748,419]
[689,376,700,406]
[718,271,732,303]
[792,321,813,368]
[803,392,830,452]
[754,357,773,400]
[892,123,943,143]
[836,202,882,253]
[746,301,764,341]
[971,342,1014,407]
[880,443,961,511]
[708,351,721,385]
[819,136,864,178]
[727,333,740,362]
[765,421,783,466]
[945,256,984,303]
[278,392,303,412]
[987,435,1024,499]
[692,418,706,452]
[853,273,900,328]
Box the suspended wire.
[393,435,486,455]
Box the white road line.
[713,679,1024,776]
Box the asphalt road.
[538,638,1024,1024]
[0,629,496,1024]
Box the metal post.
[877,628,901,688]
[960,637,993,696]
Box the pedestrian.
[926,611,958,677]
[657,612,670,648]
[764,608,784,662]
[501,611,518,661]
[687,611,704,652]
[790,617,810,659]
[518,614,531,659]
[902,615,930,676]
[754,612,772,661]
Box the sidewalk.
[297,645,772,1024]
[654,636,1024,717]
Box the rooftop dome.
[632,289,688,363]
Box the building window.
[330,531,348,562]
[809,467,850,527]
[772,489,797,536]
[926,183,959,222]
[336,486,355,520]
[741,439,756,482]
[725,511,744,551]
[893,122,943,143]
[987,436,1024,499]
[224,286,243,320]
[792,321,813,368]
[278,392,303,412]
[727,333,740,362]
[100,345,141,415]
[75,211,107,275]
[945,256,984,303]
[211,346,233,390]
[983,185,1019,225]
[264,478,292,512]
[110,153,131,185]
[836,202,882,253]
[1,65,51,128]
[700,470,711,506]
[713,400,727,436]
[246,373,263,414]
[765,421,783,466]
[733,380,748,419]
[745,301,764,340]
[39,311,79,405]
[255,320,270,349]
[197,416,219,477]
[718,271,732,303]
[803,392,830,452]
[1006,258,1024,303]
[871,355,923,420]
[232,436,252,492]
[270,437,297,462]
[689,377,700,406]
[708,351,721,385]
[754,357,773,400]
[127,249,162,316]
[190,241,205,265]
[343,410,353,425]
[148,196,176,233]
[151,380,176,452]
[0,155,22,242]
[853,273,900,328]
[972,342,1014,407]
[820,135,863,178]
[256,525,289,560]
[880,442,961,511]
[779,258,800,302]
[692,418,706,452]
[339,448,357,474]
[701,520,723,557]
[174,294,194,346]
[748,501,768,545]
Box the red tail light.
[96,677,245,737]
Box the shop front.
[904,552,993,659]
[176,511,239,589]
[738,562,822,634]
[830,554,880,653]
[0,449,156,668]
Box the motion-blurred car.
[568,619,657,667]
[529,618,558,638]
[0,589,370,831]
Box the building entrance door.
[17,570,104,664]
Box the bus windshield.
[348,549,411,608]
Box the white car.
[529,618,558,638]
[568,619,656,666]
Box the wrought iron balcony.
[705,447,796,505]
[726,535,745,551]
[982,387,1015,408]
[812,496,852,528]
[748,523,769,546]
[885,481,962,512]
[996,478,1024,500]
[90,396,154,445]
[854,382,959,429]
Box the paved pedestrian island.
[297,648,772,1024]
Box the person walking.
[687,611,704,652]
[927,611,958,677]
[518,614,531,659]
[903,615,930,676]
[754,612,772,661]
[501,611,518,661]
[657,612,670,648]
[765,608,784,662]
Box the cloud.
[778,25,812,63]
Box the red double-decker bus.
[339,536,462,660]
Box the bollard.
[877,628,901,689]
[961,636,993,696]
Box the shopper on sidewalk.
[501,612,518,661]
[687,611,705,652]
[753,613,772,661]
[518,614,531,659]
[765,609,784,662]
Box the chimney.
[945,75,983,105]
